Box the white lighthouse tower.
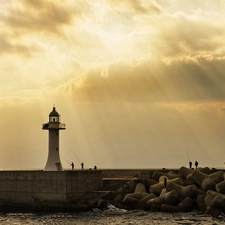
[42,107,66,171]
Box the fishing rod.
[185,148,190,161]
[73,152,81,164]
[62,156,71,165]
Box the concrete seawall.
[0,170,102,211]
[0,168,177,211]
[1,168,225,213]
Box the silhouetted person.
[195,161,198,169]
[164,177,167,188]
[94,165,97,170]
[81,162,84,169]
[71,162,74,170]
[189,161,192,169]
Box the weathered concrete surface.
[0,170,102,211]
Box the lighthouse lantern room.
[42,107,66,171]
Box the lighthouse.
[42,107,66,171]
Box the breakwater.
[98,167,225,217]
[0,167,225,216]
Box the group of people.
[189,160,199,169]
[71,162,97,170]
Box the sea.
[0,204,224,225]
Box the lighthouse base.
[44,162,63,171]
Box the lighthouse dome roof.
[49,107,59,116]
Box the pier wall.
[101,168,179,180]
[0,170,102,208]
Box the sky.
[1,0,225,170]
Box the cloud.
[2,0,74,34]
[0,0,225,170]
[1,1,225,105]
[0,32,40,56]
[108,0,162,14]
[67,55,225,104]
[159,12,225,55]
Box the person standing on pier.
[195,161,198,169]
[81,162,84,169]
[189,161,192,169]
[71,162,74,170]
[164,177,167,188]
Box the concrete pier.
[0,167,225,212]
[0,170,102,211]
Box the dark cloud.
[21,0,48,8]
[3,0,74,34]
[109,0,161,14]
[72,57,225,103]
[157,13,225,56]
[218,105,225,113]
[0,33,35,56]
[129,1,161,14]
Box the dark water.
[0,205,224,225]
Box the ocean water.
[0,205,224,225]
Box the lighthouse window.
[56,148,58,151]
[50,116,59,122]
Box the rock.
[126,181,136,193]
[192,170,208,186]
[192,170,216,191]
[150,203,160,212]
[138,193,156,210]
[210,209,225,219]
[179,166,193,179]
[139,193,156,203]
[186,172,196,185]
[97,199,107,209]
[205,194,225,214]
[126,192,149,200]
[178,197,194,212]
[196,188,206,197]
[166,183,198,202]
[204,190,225,213]
[147,179,158,189]
[122,195,139,209]
[159,188,168,197]
[150,177,184,196]
[198,167,212,175]
[215,180,225,194]
[152,171,168,181]
[160,204,180,213]
[201,177,216,191]
[209,171,224,184]
[135,183,146,193]
[113,194,124,203]
[122,192,149,209]
[197,195,206,213]
[167,171,180,179]
[161,190,178,205]
[147,197,163,206]
[179,185,198,201]
[204,193,216,210]
[149,182,165,196]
